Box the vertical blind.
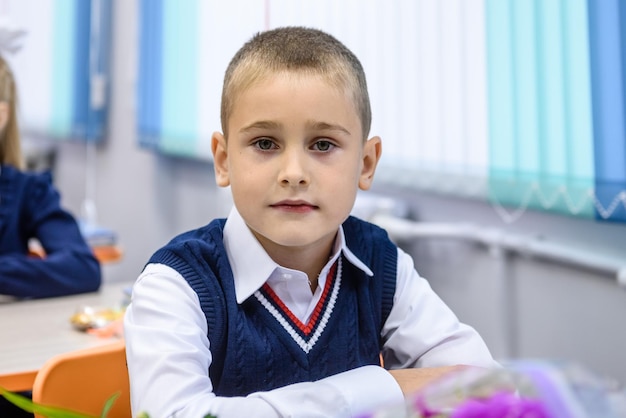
[486,0,596,221]
[137,0,626,223]
[5,0,111,141]
[138,0,265,157]
[588,0,626,223]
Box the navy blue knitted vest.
[148,216,397,396]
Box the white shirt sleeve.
[381,247,498,369]
[124,264,404,418]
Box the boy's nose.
[279,149,309,186]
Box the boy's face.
[212,72,381,258]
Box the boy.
[124,26,496,418]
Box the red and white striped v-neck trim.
[254,259,342,353]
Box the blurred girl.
[0,55,101,299]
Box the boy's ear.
[211,131,231,187]
[0,102,9,132]
[358,136,382,190]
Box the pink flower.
[450,392,550,418]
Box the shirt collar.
[223,207,374,304]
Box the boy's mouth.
[270,200,318,213]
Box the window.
[5,0,112,142]
[136,0,626,222]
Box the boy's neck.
[260,237,336,291]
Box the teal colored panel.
[160,0,199,157]
[50,0,77,138]
[487,0,543,208]
[533,0,569,214]
[564,0,594,180]
[562,0,594,217]
[487,0,594,218]
[537,1,565,179]
[512,0,539,176]
[486,0,515,173]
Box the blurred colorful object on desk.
[91,245,123,264]
[361,361,626,418]
[78,221,117,247]
[69,305,124,332]
[28,220,123,264]
[78,221,123,264]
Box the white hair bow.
[0,16,26,55]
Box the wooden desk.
[0,281,132,391]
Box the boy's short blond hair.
[220,26,372,140]
[0,55,22,169]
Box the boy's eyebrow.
[307,120,351,135]
[240,120,281,132]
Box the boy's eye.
[312,140,334,152]
[254,138,276,150]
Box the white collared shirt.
[124,207,496,418]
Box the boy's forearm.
[388,365,468,396]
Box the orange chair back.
[31,340,131,418]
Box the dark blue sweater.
[149,215,397,396]
[0,164,101,298]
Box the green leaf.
[100,392,120,417]
[1,387,120,418]
[0,388,96,418]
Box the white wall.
[372,186,626,386]
[41,0,626,386]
